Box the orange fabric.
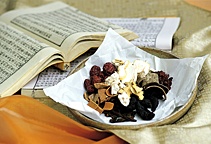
[0,95,127,144]
[185,0,211,11]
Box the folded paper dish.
[44,29,207,129]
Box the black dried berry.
[139,98,152,109]
[136,101,155,120]
[149,96,159,112]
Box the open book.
[0,2,138,97]
[21,17,180,98]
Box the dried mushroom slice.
[144,82,169,94]
[103,102,114,111]
[89,93,100,104]
[87,100,103,114]
[137,70,159,87]
[143,84,167,100]
[105,87,117,97]
[98,88,108,103]
[130,83,144,100]
[94,83,109,89]
[83,92,90,102]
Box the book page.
[22,49,96,97]
[0,21,63,97]
[103,17,180,51]
[0,2,136,62]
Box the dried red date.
[90,65,101,76]
[86,85,95,93]
[98,71,105,82]
[91,75,102,84]
[84,79,95,93]
[103,62,117,76]
[156,71,173,90]
[84,79,91,88]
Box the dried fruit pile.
[83,59,173,123]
